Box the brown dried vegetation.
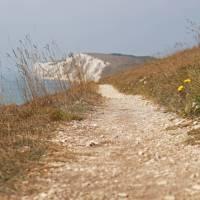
[0,82,101,194]
[103,47,200,116]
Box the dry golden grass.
[103,46,200,146]
[0,83,101,195]
[0,37,103,195]
[103,46,200,116]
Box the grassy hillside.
[88,53,153,77]
[103,47,200,117]
[0,83,101,195]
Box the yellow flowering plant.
[177,85,185,92]
[183,78,191,84]
[177,78,192,93]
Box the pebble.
[169,117,175,121]
[18,146,31,154]
[138,151,145,156]
[92,123,98,128]
[38,193,47,199]
[74,168,79,172]
[192,184,200,190]
[82,182,90,187]
[86,140,99,147]
[193,121,198,125]
[164,124,170,129]
[156,180,168,186]
[190,173,199,179]
[164,195,175,200]
[135,140,140,144]
[185,188,197,195]
[193,124,200,130]
[118,193,128,198]
[155,152,161,160]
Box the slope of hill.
[88,53,154,77]
[103,47,200,117]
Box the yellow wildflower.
[177,85,185,92]
[183,78,191,83]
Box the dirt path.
[22,84,200,200]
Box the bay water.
[0,78,68,105]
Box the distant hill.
[87,53,154,77]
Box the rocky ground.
[18,85,200,199]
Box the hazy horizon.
[0,0,200,72]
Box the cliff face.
[33,53,153,82]
[33,53,109,82]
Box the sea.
[0,78,68,105]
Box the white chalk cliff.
[33,53,109,82]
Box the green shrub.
[50,108,83,121]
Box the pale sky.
[0,0,200,71]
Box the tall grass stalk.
[7,36,93,104]
[0,37,101,194]
[7,36,66,102]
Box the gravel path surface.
[22,84,200,200]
